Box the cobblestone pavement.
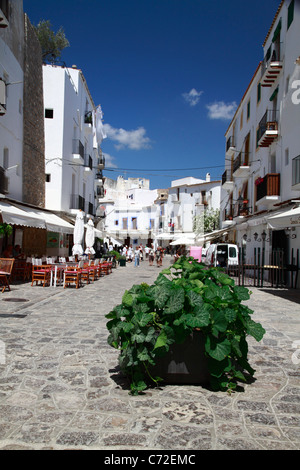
[0,256,299,451]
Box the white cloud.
[206,101,237,120]
[103,152,118,168]
[182,88,203,106]
[103,123,151,150]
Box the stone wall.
[23,14,45,207]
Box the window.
[247,100,250,120]
[45,174,51,182]
[132,217,137,229]
[115,220,119,226]
[45,108,54,119]
[122,218,128,230]
[285,148,289,166]
[257,83,261,104]
[19,99,22,114]
[285,76,290,96]
[287,0,294,30]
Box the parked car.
[204,243,239,268]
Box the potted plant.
[118,255,126,267]
[106,257,265,395]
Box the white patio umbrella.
[72,210,84,256]
[170,234,195,246]
[85,218,95,255]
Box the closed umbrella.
[85,218,95,255]
[72,210,84,256]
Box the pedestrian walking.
[149,248,154,266]
[134,247,140,267]
[156,246,162,267]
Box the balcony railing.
[70,194,85,211]
[233,202,251,218]
[222,169,233,186]
[257,109,279,147]
[72,139,84,159]
[84,154,93,170]
[226,135,235,153]
[292,156,300,190]
[256,173,280,202]
[261,40,282,87]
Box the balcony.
[84,111,93,134]
[84,154,93,172]
[72,139,84,161]
[226,135,236,156]
[232,153,250,178]
[256,173,280,207]
[98,156,105,169]
[257,109,279,148]
[70,194,85,211]
[261,47,282,88]
[222,169,234,191]
[222,208,234,228]
[292,156,300,190]
[233,201,251,219]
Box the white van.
[204,243,239,268]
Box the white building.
[43,64,103,219]
[101,176,158,247]
[156,174,221,246]
[221,0,300,283]
[0,0,24,200]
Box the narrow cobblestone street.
[0,255,299,450]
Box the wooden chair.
[81,262,90,284]
[31,264,52,287]
[64,266,82,289]
[0,258,15,293]
[12,260,29,282]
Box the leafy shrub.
[106,257,265,395]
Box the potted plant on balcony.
[106,257,265,395]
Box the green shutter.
[269,86,279,102]
[287,0,294,30]
[272,18,282,42]
[257,83,261,103]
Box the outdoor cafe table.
[49,262,78,287]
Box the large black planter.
[150,331,210,385]
[119,259,126,267]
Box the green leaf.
[224,308,237,323]
[186,290,204,308]
[122,290,134,307]
[211,310,228,333]
[133,311,153,327]
[164,287,185,314]
[131,329,145,343]
[245,319,266,342]
[154,284,171,309]
[206,336,231,361]
[137,346,151,362]
[233,286,250,301]
[153,329,168,350]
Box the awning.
[13,204,74,234]
[170,234,195,246]
[0,201,46,229]
[0,200,75,233]
[196,227,231,244]
[267,206,300,229]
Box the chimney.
[206,173,211,182]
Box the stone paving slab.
[0,256,299,450]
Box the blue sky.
[24,0,282,189]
